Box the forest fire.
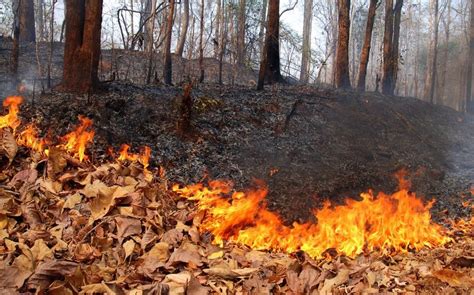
[0,96,22,130]
[59,116,95,162]
[173,176,451,259]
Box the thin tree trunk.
[218,0,226,84]
[47,0,55,89]
[258,0,267,58]
[145,0,157,84]
[257,0,282,89]
[19,0,36,42]
[335,0,351,89]
[37,0,45,41]
[390,0,403,94]
[163,0,175,85]
[382,0,394,94]
[300,0,313,84]
[423,0,439,103]
[11,0,21,84]
[357,0,378,91]
[438,0,451,103]
[466,0,474,112]
[236,0,246,66]
[176,0,189,57]
[214,0,221,58]
[61,0,103,93]
[198,0,205,83]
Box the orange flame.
[0,96,23,130]
[16,124,48,154]
[60,116,95,162]
[173,179,450,259]
[117,144,151,175]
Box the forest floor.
[14,82,474,223]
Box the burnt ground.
[2,82,472,224]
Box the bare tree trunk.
[382,0,394,94]
[466,0,474,112]
[176,0,189,57]
[390,0,403,94]
[163,0,175,85]
[11,0,21,84]
[214,0,221,58]
[36,0,45,41]
[145,0,157,84]
[198,0,205,83]
[423,0,439,103]
[47,0,55,89]
[300,0,313,84]
[335,0,351,89]
[236,0,246,66]
[258,0,267,58]
[61,0,103,93]
[257,0,282,89]
[357,0,378,91]
[18,0,36,42]
[218,0,226,84]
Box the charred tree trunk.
[390,0,403,94]
[356,0,378,91]
[466,0,474,113]
[236,0,246,66]
[382,0,394,94]
[423,0,439,103]
[300,0,313,84]
[176,0,189,57]
[163,0,175,85]
[11,0,21,83]
[61,0,103,93]
[257,0,282,90]
[18,0,36,43]
[335,0,351,89]
[198,0,205,83]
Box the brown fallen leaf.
[0,264,32,289]
[47,147,67,179]
[115,216,142,240]
[8,169,38,188]
[30,239,53,261]
[449,256,474,268]
[27,260,78,290]
[432,269,474,288]
[167,242,202,267]
[140,242,170,276]
[0,128,17,164]
[187,275,210,295]
[319,268,350,294]
[80,283,116,294]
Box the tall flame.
[173,178,450,259]
[0,96,23,130]
[60,116,95,162]
[16,124,48,154]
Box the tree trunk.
[11,0,21,83]
[163,0,175,85]
[61,0,103,93]
[236,0,246,66]
[423,0,439,103]
[466,0,474,112]
[198,0,205,83]
[214,0,221,58]
[382,0,394,94]
[300,0,313,84]
[37,0,45,42]
[18,0,36,43]
[390,0,403,95]
[335,0,351,89]
[257,0,282,89]
[218,0,226,84]
[143,0,154,52]
[357,0,377,91]
[176,0,189,57]
[258,0,267,59]
[438,0,451,103]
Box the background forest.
[0,0,473,111]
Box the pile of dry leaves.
[0,134,472,294]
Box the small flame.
[0,96,23,130]
[173,178,450,259]
[16,124,48,154]
[117,144,152,175]
[60,116,95,162]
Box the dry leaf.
[123,239,136,259]
[115,216,142,240]
[320,269,350,294]
[0,128,17,164]
[80,283,116,294]
[27,260,78,290]
[168,242,202,267]
[432,269,474,288]
[0,265,32,289]
[141,242,170,275]
[31,239,53,261]
[47,147,67,179]
[62,193,82,210]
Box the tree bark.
[466,0,474,112]
[257,0,282,89]
[198,0,205,83]
[382,0,394,94]
[176,0,189,57]
[236,0,246,66]
[18,0,36,43]
[11,0,21,82]
[335,0,351,89]
[438,0,451,103]
[357,0,378,91]
[163,0,175,85]
[423,0,439,103]
[36,0,45,42]
[300,0,313,84]
[258,0,268,59]
[61,0,103,93]
[218,0,226,84]
[390,0,403,94]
